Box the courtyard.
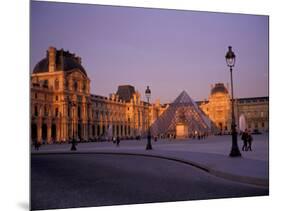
[31,133,269,210]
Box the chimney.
[48,47,56,72]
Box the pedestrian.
[241,129,248,151]
[116,136,120,147]
[247,130,253,151]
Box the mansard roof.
[116,85,136,102]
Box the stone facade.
[31,47,165,144]
[30,47,269,143]
[198,83,269,134]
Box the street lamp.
[69,101,77,151]
[145,86,152,150]
[225,46,241,157]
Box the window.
[78,106,81,119]
[34,93,37,99]
[65,80,69,90]
[55,108,59,117]
[34,106,38,116]
[262,122,265,128]
[43,80,48,88]
[44,105,48,116]
[55,96,58,101]
[74,81,78,91]
[83,81,86,91]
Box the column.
[47,122,52,144]
[37,119,42,144]
[56,123,60,143]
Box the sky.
[30,1,269,103]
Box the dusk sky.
[30,1,268,103]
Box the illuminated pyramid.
[151,91,211,138]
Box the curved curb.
[31,151,268,188]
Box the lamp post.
[225,46,241,157]
[69,101,77,151]
[145,86,152,150]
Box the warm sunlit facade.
[30,47,166,144]
[198,83,269,134]
[30,47,269,144]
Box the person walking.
[154,136,157,142]
[116,136,120,147]
[241,129,248,151]
[247,130,253,151]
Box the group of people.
[112,136,121,147]
[241,129,253,151]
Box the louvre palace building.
[30,47,269,144]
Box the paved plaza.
[31,133,269,210]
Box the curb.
[31,150,268,188]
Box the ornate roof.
[211,83,228,95]
[33,48,87,76]
[116,85,136,102]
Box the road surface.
[31,153,268,210]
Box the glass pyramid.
[151,90,211,138]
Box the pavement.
[31,133,269,188]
